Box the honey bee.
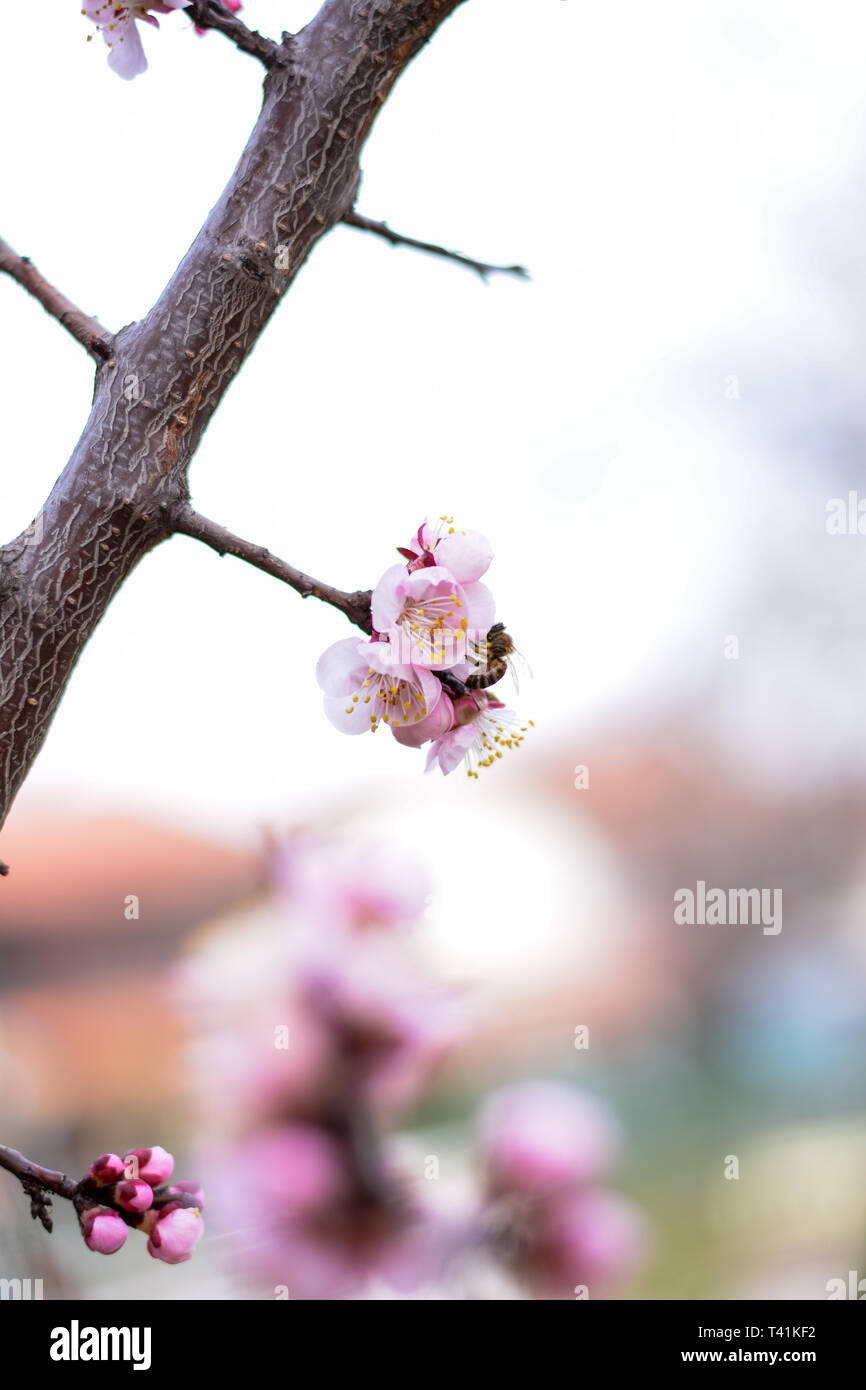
[466,622,516,690]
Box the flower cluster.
[478,1082,647,1298]
[317,518,532,777]
[183,836,459,1299]
[181,835,645,1299]
[83,3,189,80]
[77,1146,204,1264]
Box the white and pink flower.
[424,692,531,778]
[399,516,493,583]
[372,563,493,670]
[315,520,530,776]
[316,637,445,736]
[83,2,187,80]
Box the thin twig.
[186,1,287,67]
[342,211,530,282]
[171,504,373,632]
[0,236,113,363]
[0,1145,79,1203]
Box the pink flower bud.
[88,1153,125,1186]
[113,1180,154,1213]
[80,1207,128,1255]
[146,1202,204,1265]
[479,1083,618,1196]
[164,1180,205,1210]
[125,1146,174,1186]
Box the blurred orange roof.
[0,808,265,939]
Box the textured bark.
[0,0,465,836]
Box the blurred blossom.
[183,833,466,1296]
[517,1188,647,1299]
[479,1082,645,1299]
[211,1125,443,1300]
[479,1082,619,1196]
[182,835,642,1298]
[273,836,430,935]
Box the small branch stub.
[185,1,287,67]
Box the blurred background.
[1,0,866,1298]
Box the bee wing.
[509,648,532,693]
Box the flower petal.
[434,530,493,582]
[370,564,407,633]
[461,581,496,635]
[316,638,368,696]
[322,694,373,734]
[392,690,454,748]
[107,23,148,79]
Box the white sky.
[3,0,866,859]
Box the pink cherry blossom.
[371,563,494,670]
[125,1145,174,1186]
[113,1179,155,1213]
[424,692,531,777]
[80,1206,128,1255]
[400,517,493,583]
[83,3,187,81]
[146,1202,204,1264]
[479,1082,619,1197]
[316,637,444,736]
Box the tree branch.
[0,235,113,363]
[342,211,530,282]
[185,1,287,66]
[0,0,479,839]
[0,1145,78,1200]
[172,505,373,632]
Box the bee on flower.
[316,519,532,777]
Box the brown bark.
[0,0,466,840]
